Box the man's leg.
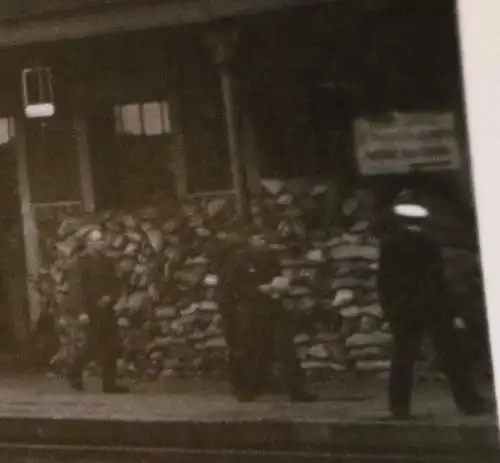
[100,349,128,393]
[251,309,277,395]
[274,314,316,402]
[99,308,128,393]
[236,310,270,400]
[428,310,492,415]
[226,328,259,400]
[68,344,92,391]
[220,303,259,401]
[388,324,423,419]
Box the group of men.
[66,186,494,420]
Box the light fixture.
[21,66,55,119]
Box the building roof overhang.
[0,0,336,48]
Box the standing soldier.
[214,238,315,402]
[67,226,128,393]
[377,189,491,420]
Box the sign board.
[354,112,461,176]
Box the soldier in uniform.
[215,240,315,402]
[377,189,491,419]
[67,227,128,393]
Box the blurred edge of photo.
[458,1,500,421]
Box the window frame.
[113,100,172,138]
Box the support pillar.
[15,114,41,325]
[73,90,95,212]
[205,27,251,223]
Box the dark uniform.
[378,218,490,418]
[68,252,127,393]
[216,247,314,402]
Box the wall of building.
[0,0,476,342]
[236,0,470,200]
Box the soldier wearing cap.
[377,188,491,419]
[67,225,128,393]
[213,232,315,402]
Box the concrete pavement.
[0,372,494,456]
[0,372,493,424]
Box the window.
[0,116,18,220]
[89,98,176,212]
[113,101,171,136]
[0,117,15,147]
[25,105,82,203]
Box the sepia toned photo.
[0,0,496,461]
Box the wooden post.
[169,67,189,199]
[73,90,96,212]
[205,27,251,223]
[14,114,41,325]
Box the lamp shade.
[24,103,55,119]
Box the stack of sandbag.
[37,199,238,379]
[254,180,341,378]
[35,182,408,382]
[325,221,391,375]
[255,182,390,379]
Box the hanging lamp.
[21,66,55,119]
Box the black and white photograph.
[0,0,496,461]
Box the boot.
[101,353,128,393]
[234,391,258,403]
[103,383,129,394]
[289,386,318,402]
[67,366,84,392]
[379,412,415,422]
[68,376,84,392]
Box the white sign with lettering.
[354,112,461,175]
